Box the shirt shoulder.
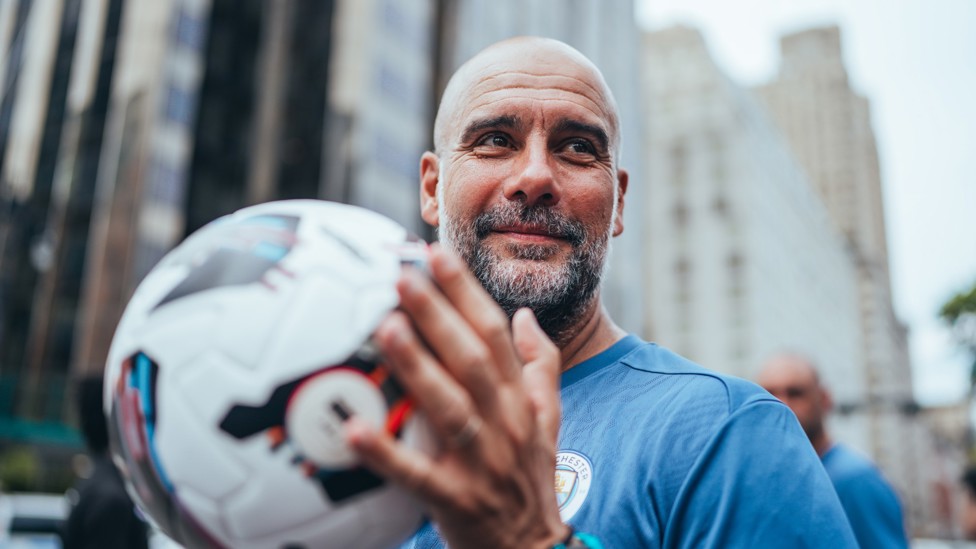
[562,337,790,453]
[821,445,909,548]
[617,340,780,413]
[822,444,881,480]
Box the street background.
[1,0,974,545]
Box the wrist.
[552,525,604,549]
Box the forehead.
[757,361,817,388]
[445,50,617,141]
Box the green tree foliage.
[0,446,39,491]
[940,279,976,387]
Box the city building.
[326,0,437,232]
[0,0,439,465]
[641,25,868,450]
[757,25,929,533]
[0,0,119,452]
[74,0,436,383]
[0,0,648,487]
[919,401,974,538]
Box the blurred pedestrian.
[757,352,909,549]
[62,375,149,549]
[961,466,976,540]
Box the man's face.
[422,43,626,345]
[964,489,976,540]
[756,359,828,442]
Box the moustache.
[473,203,587,247]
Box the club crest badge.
[555,450,593,520]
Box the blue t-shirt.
[822,443,909,549]
[402,336,856,548]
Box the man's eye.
[785,388,807,399]
[565,139,596,155]
[477,133,511,148]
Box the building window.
[670,138,687,187]
[675,256,691,277]
[711,194,728,216]
[373,133,419,182]
[708,131,726,184]
[381,0,428,51]
[674,256,692,303]
[164,84,196,127]
[672,200,689,228]
[149,159,186,208]
[673,255,693,338]
[727,252,744,295]
[173,8,207,51]
[377,63,424,113]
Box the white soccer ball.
[103,200,434,549]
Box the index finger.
[427,244,523,382]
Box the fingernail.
[377,313,407,346]
[432,248,461,276]
[397,269,423,297]
[344,416,371,448]
[515,307,536,324]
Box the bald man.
[960,466,976,540]
[758,353,909,549]
[347,37,856,548]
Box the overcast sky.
[636,0,976,406]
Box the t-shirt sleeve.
[664,399,859,549]
[833,467,909,549]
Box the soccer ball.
[103,200,434,549]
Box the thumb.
[513,307,562,446]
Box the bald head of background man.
[756,352,834,455]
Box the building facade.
[757,26,929,533]
[0,0,647,483]
[0,0,120,446]
[0,0,436,457]
[641,25,868,449]
[326,0,436,233]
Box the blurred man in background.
[960,466,976,540]
[757,352,909,549]
[62,376,148,549]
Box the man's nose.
[503,139,560,207]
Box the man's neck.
[812,433,834,457]
[557,297,626,372]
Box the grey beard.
[439,202,609,347]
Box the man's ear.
[820,386,834,414]
[612,168,628,237]
[420,151,440,227]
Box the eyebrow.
[554,119,610,153]
[460,115,522,144]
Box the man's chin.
[492,254,570,279]
[500,241,568,262]
[487,264,575,309]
